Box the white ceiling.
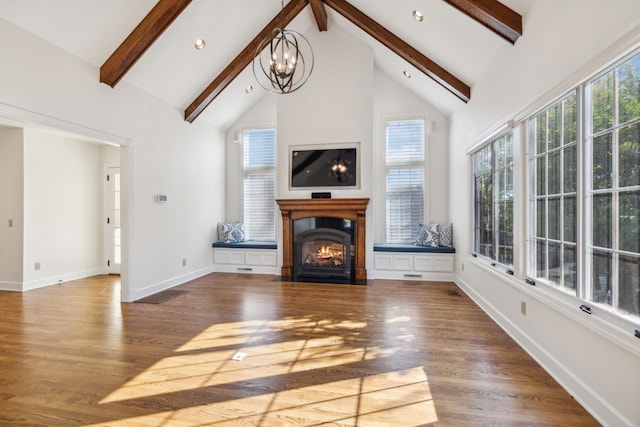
[0,0,534,130]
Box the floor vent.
[135,289,187,304]
[446,290,462,297]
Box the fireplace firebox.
[295,228,351,283]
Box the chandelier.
[253,0,314,94]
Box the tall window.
[587,52,640,315]
[529,50,640,317]
[472,131,514,266]
[243,129,276,241]
[530,93,578,293]
[385,119,425,243]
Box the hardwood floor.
[0,274,599,426]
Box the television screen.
[291,148,357,188]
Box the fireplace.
[277,198,369,284]
[295,228,352,283]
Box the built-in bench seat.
[212,241,278,274]
[373,244,455,254]
[212,241,277,250]
[372,244,455,281]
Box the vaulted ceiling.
[0,0,534,129]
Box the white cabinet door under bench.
[372,244,455,281]
[212,242,278,275]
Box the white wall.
[277,25,374,202]
[22,130,103,289]
[101,145,119,164]
[0,127,24,288]
[0,18,225,301]
[449,1,640,426]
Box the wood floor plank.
[0,273,599,426]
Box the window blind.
[385,120,425,243]
[243,129,276,241]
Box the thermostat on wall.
[156,194,168,203]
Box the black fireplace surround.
[293,218,354,283]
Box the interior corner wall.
[372,68,450,243]
[22,130,103,289]
[448,1,640,426]
[225,94,277,223]
[0,127,24,289]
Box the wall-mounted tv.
[291,147,357,188]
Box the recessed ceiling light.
[245,85,254,94]
[194,39,206,50]
[413,10,424,22]
[403,70,412,78]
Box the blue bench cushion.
[374,244,455,254]
[212,241,277,250]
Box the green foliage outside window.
[473,133,513,266]
[530,50,640,317]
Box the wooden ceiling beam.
[309,0,328,32]
[322,0,470,103]
[184,0,309,123]
[442,0,522,44]
[100,0,192,87]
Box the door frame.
[104,163,121,274]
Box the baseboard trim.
[0,281,22,292]
[131,265,215,302]
[213,264,279,275]
[370,270,455,281]
[21,268,105,291]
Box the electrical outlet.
[182,258,187,267]
[461,262,464,271]
[521,301,526,315]
[34,262,41,271]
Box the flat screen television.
[291,148,357,188]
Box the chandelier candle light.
[253,0,314,93]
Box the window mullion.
[612,72,621,310]
[578,84,592,301]
[490,141,500,261]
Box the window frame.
[525,48,640,322]
[471,129,515,270]
[527,90,581,296]
[383,117,427,244]
[242,128,277,242]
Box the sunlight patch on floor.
[94,317,437,425]
[92,367,437,427]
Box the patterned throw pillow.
[439,223,453,247]
[217,222,245,243]
[416,222,439,247]
[415,224,429,246]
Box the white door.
[106,167,121,274]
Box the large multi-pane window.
[529,50,640,317]
[587,52,640,315]
[472,132,514,266]
[243,129,276,241]
[385,119,425,243]
[530,92,578,293]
